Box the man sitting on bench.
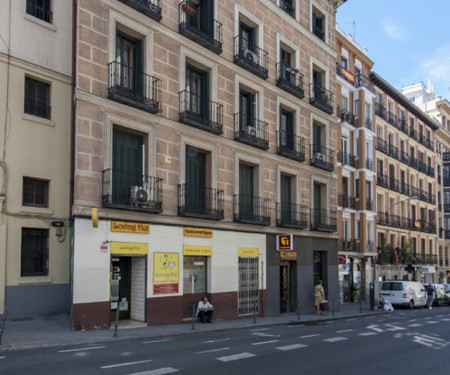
[197,296,213,323]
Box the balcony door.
[239,163,254,218]
[112,129,143,204]
[116,32,142,93]
[239,22,255,53]
[280,174,291,222]
[186,65,208,118]
[314,182,322,226]
[240,89,256,132]
[280,109,294,149]
[313,123,322,153]
[186,147,206,212]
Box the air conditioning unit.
[244,49,258,64]
[130,185,151,206]
[247,126,257,137]
[314,152,325,161]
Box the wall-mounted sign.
[100,241,109,254]
[110,242,148,255]
[277,234,293,251]
[184,227,213,238]
[111,221,149,234]
[238,247,259,257]
[183,245,213,256]
[153,252,179,294]
[280,251,297,260]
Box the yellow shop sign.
[111,221,150,234]
[183,245,213,256]
[110,242,148,255]
[238,247,259,257]
[184,227,213,238]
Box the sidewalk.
[0,302,383,352]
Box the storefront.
[71,218,267,330]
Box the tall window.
[23,177,49,207]
[21,228,49,277]
[186,65,208,117]
[115,31,142,93]
[185,147,207,212]
[280,174,292,221]
[24,77,51,119]
[240,22,255,52]
[26,0,52,23]
[239,89,257,131]
[239,162,254,218]
[280,109,294,148]
[312,8,325,41]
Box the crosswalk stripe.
[408,324,423,327]
[300,334,320,338]
[195,347,229,354]
[324,337,348,342]
[217,353,256,362]
[252,340,279,345]
[359,332,377,336]
[126,368,178,375]
[101,359,153,369]
[276,344,307,351]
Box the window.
[238,256,259,315]
[239,88,257,131]
[115,31,143,94]
[239,162,254,217]
[240,22,255,53]
[280,109,294,148]
[280,0,295,18]
[280,173,292,221]
[21,228,49,277]
[24,77,51,119]
[183,255,207,294]
[26,0,52,23]
[312,7,325,41]
[184,64,209,118]
[185,147,207,213]
[23,177,49,207]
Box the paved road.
[1,307,449,375]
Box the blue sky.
[337,1,450,99]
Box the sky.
[336,0,450,99]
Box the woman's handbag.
[320,300,329,311]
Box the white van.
[379,281,427,309]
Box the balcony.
[234,113,269,150]
[177,184,224,220]
[445,204,450,213]
[310,145,334,172]
[388,144,399,159]
[410,156,418,169]
[365,198,374,211]
[418,161,427,174]
[233,36,268,79]
[233,195,271,226]
[398,118,408,134]
[310,84,334,114]
[427,165,435,177]
[387,111,397,127]
[390,214,400,227]
[310,208,337,232]
[366,158,373,170]
[443,152,450,162]
[418,134,432,150]
[338,194,356,209]
[375,102,386,120]
[279,0,295,17]
[276,63,304,99]
[376,137,388,154]
[338,108,355,125]
[400,150,409,165]
[377,173,389,189]
[377,211,389,226]
[102,169,162,213]
[400,217,411,229]
[107,61,161,113]
[410,128,418,141]
[336,64,356,86]
[276,203,308,229]
[337,152,356,168]
[411,254,437,265]
[179,90,223,134]
[446,230,450,239]
[118,0,162,21]
[389,178,399,192]
[340,239,357,251]
[400,182,410,196]
[277,131,305,162]
[365,117,373,131]
[178,1,222,54]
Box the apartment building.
[335,28,376,303]
[372,73,440,284]
[0,0,72,318]
[401,82,450,283]
[71,0,345,330]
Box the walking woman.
[314,280,326,315]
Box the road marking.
[408,319,418,322]
[425,321,439,324]
[359,332,377,336]
[442,318,450,321]
[276,344,307,351]
[142,339,171,344]
[252,340,279,345]
[59,346,105,353]
[300,334,320,338]
[0,356,5,359]
[249,328,270,332]
[336,329,353,333]
[126,368,178,375]
[324,337,348,343]
[287,324,305,327]
[101,359,153,369]
[217,353,256,362]
[195,347,229,354]
[252,332,280,337]
[202,338,230,344]
[408,324,423,327]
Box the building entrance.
[280,261,297,313]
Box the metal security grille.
[238,257,259,315]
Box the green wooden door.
[186,148,206,212]
[239,163,254,218]
[113,129,143,204]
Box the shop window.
[238,257,259,315]
[183,256,207,294]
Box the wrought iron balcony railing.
[179,90,223,134]
[377,211,389,226]
[377,174,389,188]
[107,61,161,113]
[337,152,356,168]
[376,137,388,154]
[233,194,271,226]
[337,108,355,125]
[398,118,408,134]
[411,253,437,265]
[443,152,450,161]
[277,131,305,162]
[233,36,268,79]
[410,156,418,169]
[276,62,304,98]
[310,208,337,232]
[375,102,386,120]
[309,84,334,114]
[177,184,224,220]
[310,144,334,172]
[366,158,373,170]
[418,161,427,174]
[276,202,308,229]
[400,150,409,165]
[118,0,162,21]
[102,169,162,213]
[178,1,222,53]
[388,111,397,127]
[338,194,357,209]
[339,239,357,251]
[389,178,399,192]
[427,165,435,177]
[365,117,373,130]
[400,182,410,196]
[388,143,399,159]
[365,198,374,211]
[234,113,269,150]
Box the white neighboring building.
[402,81,450,283]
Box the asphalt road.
[1,307,449,375]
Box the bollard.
[331,300,335,317]
[113,302,120,338]
[253,301,257,324]
[191,302,196,330]
[297,302,300,320]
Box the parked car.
[379,281,427,309]
[431,284,450,306]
